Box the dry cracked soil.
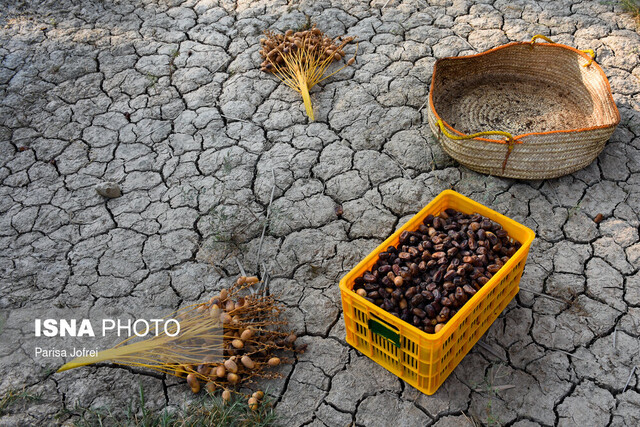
[1,0,640,426]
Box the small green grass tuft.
[294,15,312,32]
[60,383,277,427]
[567,200,582,219]
[0,388,42,416]
[469,362,510,427]
[181,392,277,427]
[146,73,159,88]
[619,0,640,22]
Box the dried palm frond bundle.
[259,24,357,121]
[57,276,302,398]
[56,303,224,376]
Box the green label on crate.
[368,318,400,347]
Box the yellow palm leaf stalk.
[57,304,224,375]
[260,26,357,121]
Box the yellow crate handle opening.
[530,34,595,67]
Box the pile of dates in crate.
[352,209,522,333]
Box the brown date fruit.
[352,209,519,333]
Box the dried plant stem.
[623,365,636,392]
[235,258,247,278]
[256,169,276,269]
[476,340,507,363]
[473,384,515,393]
[555,349,587,361]
[298,71,313,120]
[519,287,567,304]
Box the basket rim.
[338,189,536,342]
[428,40,621,145]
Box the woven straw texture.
[427,41,620,180]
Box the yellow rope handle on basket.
[530,34,595,67]
[435,119,516,172]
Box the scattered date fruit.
[352,209,521,334]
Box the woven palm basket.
[427,37,620,179]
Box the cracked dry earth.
[1,0,640,426]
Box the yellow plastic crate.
[339,190,535,395]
